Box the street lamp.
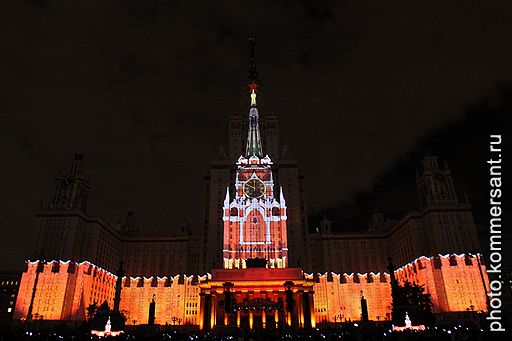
[171,316,182,325]
[332,314,343,328]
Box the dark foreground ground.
[0,324,498,341]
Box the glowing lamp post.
[91,316,124,337]
[332,314,342,328]
[391,312,426,332]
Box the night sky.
[1,0,511,271]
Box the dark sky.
[1,0,511,271]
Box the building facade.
[200,51,309,273]
[0,273,20,328]
[33,154,197,278]
[201,120,309,273]
[13,44,489,329]
[13,255,488,327]
[308,155,481,274]
[222,75,288,269]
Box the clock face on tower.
[243,178,265,198]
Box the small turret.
[48,153,90,211]
[369,213,386,232]
[224,187,230,207]
[416,155,458,208]
[279,186,286,206]
[320,215,332,234]
[121,211,139,237]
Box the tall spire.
[248,36,259,86]
[245,36,263,158]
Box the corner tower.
[416,155,458,208]
[222,38,288,269]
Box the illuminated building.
[197,48,313,330]
[198,268,316,330]
[120,274,201,326]
[309,156,480,274]
[33,157,196,277]
[201,126,309,273]
[395,254,488,314]
[13,41,490,329]
[221,57,288,269]
[14,261,116,321]
[0,273,20,327]
[201,47,309,272]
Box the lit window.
[7,308,12,313]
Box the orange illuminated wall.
[14,260,203,325]
[311,272,392,324]
[394,254,489,314]
[312,253,489,324]
[120,275,202,326]
[14,261,117,321]
[14,254,489,325]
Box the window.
[417,260,425,270]
[449,255,457,266]
[465,255,473,266]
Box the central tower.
[222,38,288,269]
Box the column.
[302,291,313,329]
[211,294,216,329]
[223,282,233,326]
[284,281,295,327]
[200,293,212,331]
[310,291,316,328]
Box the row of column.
[199,282,315,330]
